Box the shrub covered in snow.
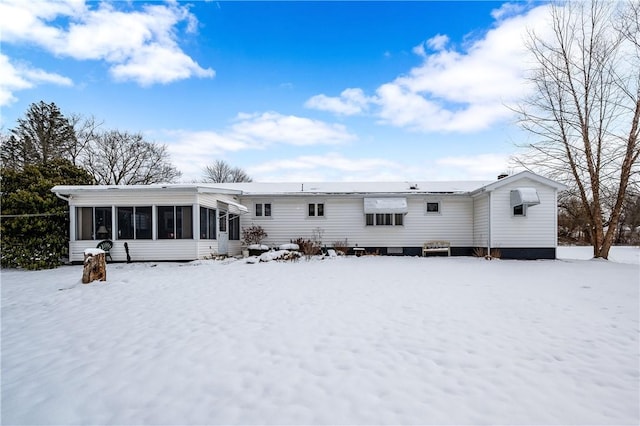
[241,225,267,246]
[292,238,322,259]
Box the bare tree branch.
[513,0,639,258]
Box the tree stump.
[82,249,107,284]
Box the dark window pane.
[256,203,263,216]
[95,207,112,239]
[77,207,93,240]
[366,213,374,226]
[219,211,227,233]
[117,207,134,239]
[200,207,207,239]
[158,206,174,239]
[308,204,315,216]
[229,214,240,240]
[208,209,217,239]
[427,202,439,213]
[317,203,324,216]
[264,203,271,216]
[136,207,152,239]
[395,213,403,226]
[176,206,192,239]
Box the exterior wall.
[58,173,561,262]
[238,195,474,249]
[69,240,198,262]
[472,194,489,248]
[489,177,558,249]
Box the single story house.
[51,171,566,262]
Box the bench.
[352,247,366,257]
[422,241,450,257]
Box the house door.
[218,209,228,254]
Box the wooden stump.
[82,249,107,284]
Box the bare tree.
[83,130,181,185]
[514,0,640,259]
[68,114,103,166]
[202,159,252,183]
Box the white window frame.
[426,201,441,215]
[254,202,272,218]
[365,213,405,226]
[308,202,325,218]
[513,204,527,217]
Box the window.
[200,207,217,239]
[308,203,325,217]
[117,206,151,239]
[513,205,526,216]
[229,214,240,240]
[426,202,440,214]
[376,213,393,225]
[365,213,404,226]
[255,203,271,217]
[76,207,112,240]
[157,206,193,239]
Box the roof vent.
[409,184,419,190]
[497,173,508,180]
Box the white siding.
[473,194,489,248]
[69,240,197,262]
[238,195,474,248]
[489,178,558,248]
[67,190,200,262]
[69,190,196,206]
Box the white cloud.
[305,88,372,116]
[229,112,357,146]
[0,53,72,107]
[156,113,357,181]
[413,34,449,57]
[307,4,551,134]
[248,153,408,182]
[436,153,519,180]
[0,0,214,89]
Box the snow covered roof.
[201,180,491,195]
[51,172,565,197]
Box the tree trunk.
[82,251,107,283]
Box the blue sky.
[0,1,553,182]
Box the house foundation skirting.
[348,246,556,260]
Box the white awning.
[218,200,249,215]
[510,188,540,208]
[364,198,408,214]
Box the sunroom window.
[117,206,151,239]
[200,207,217,239]
[157,206,193,239]
[76,207,112,240]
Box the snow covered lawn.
[2,248,639,425]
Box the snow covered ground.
[2,247,639,425]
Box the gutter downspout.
[54,191,75,247]
[487,191,492,255]
[54,192,70,202]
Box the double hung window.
[255,203,271,217]
[308,203,324,217]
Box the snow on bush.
[279,243,299,250]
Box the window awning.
[510,188,540,208]
[364,198,408,214]
[218,200,249,215]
